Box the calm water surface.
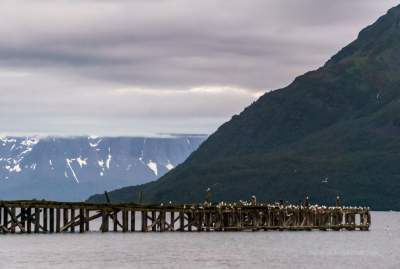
[0,212,399,269]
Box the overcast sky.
[0,0,398,136]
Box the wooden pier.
[0,200,370,234]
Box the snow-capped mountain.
[0,134,206,201]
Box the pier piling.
[0,200,371,234]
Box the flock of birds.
[161,195,369,211]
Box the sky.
[0,0,399,137]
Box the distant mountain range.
[88,4,400,210]
[0,134,206,201]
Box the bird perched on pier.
[303,196,310,207]
[251,195,257,205]
[336,196,342,207]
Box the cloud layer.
[0,0,398,136]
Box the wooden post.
[49,208,54,233]
[122,210,128,232]
[160,211,165,232]
[197,211,202,232]
[79,208,85,233]
[27,208,32,233]
[179,211,184,232]
[237,210,242,230]
[34,208,40,233]
[141,211,148,232]
[20,207,26,232]
[85,209,90,232]
[63,208,68,232]
[204,212,209,231]
[70,208,75,232]
[56,208,61,233]
[130,210,135,232]
[152,211,156,231]
[10,207,16,233]
[113,211,118,232]
[101,210,109,233]
[43,208,48,232]
[170,211,175,231]
[188,212,192,232]
[3,206,8,232]
[221,212,227,231]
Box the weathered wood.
[141,211,147,232]
[85,209,90,232]
[34,208,40,233]
[3,207,9,232]
[43,208,48,232]
[0,199,371,234]
[63,208,68,231]
[26,208,32,233]
[10,207,16,233]
[187,212,192,232]
[122,210,128,232]
[179,211,184,232]
[20,207,26,231]
[170,212,175,231]
[79,208,85,233]
[113,211,118,232]
[60,214,81,232]
[70,209,75,232]
[56,208,61,233]
[151,211,156,232]
[101,210,109,233]
[160,211,165,232]
[49,208,54,233]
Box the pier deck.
[0,200,370,233]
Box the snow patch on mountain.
[106,148,112,169]
[76,157,87,168]
[66,158,79,183]
[0,135,207,201]
[147,160,158,176]
[166,162,174,170]
[89,137,102,148]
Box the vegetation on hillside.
[88,5,400,210]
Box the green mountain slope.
[88,5,400,210]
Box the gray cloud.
[0,0,398,136]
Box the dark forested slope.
[88,5,400,210]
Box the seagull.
[321,177,328,183]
